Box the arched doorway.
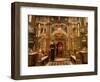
[51,27,67,58]
[56,41,63,57]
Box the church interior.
[28,15,88,66]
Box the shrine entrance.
[51,27,67,58]
[56,41,63,57]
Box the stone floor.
[46,58,72,66]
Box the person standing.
[50,41,55,61]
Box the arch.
[51,27,68,58]
[51,27,67,41]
